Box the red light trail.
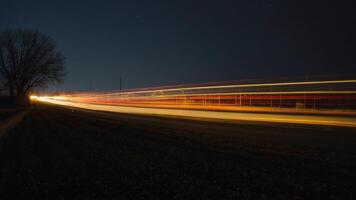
[31,79,356,127]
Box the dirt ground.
[0,105,355,199]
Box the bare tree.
[0,29,65,104]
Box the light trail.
[107,79,356,96]
[31,78,356,127]
[36,97,356,128]
[79,90,356,99]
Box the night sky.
[1,0,356,91]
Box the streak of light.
[30,95,39,100]
[74,90,356,99]
[36,98,356,128]
[107,79,356,96]
[31,78,356,127]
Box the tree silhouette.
[0,29,65,105]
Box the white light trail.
[37,97,356,128]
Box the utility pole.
[120,76,122,91]
[117,76,123,105]
[89,80,93,91]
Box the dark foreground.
[0,105,355,199]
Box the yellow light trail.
[32,78,356,127]
[36,97,356,128]
[79,90,356,99]
[106,79,356,96]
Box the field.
[0,109,19,121]
[0,105,355,199]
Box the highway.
[31,78,356,127]
[37,97,356,128]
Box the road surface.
[35,98,356,128]
[0,105,355,199]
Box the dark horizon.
[1,0,356,91]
